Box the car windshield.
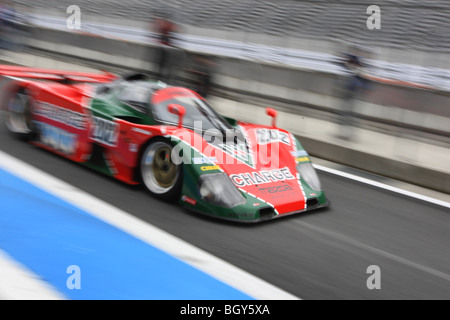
[117,81,153,114]
[151,89,232,132]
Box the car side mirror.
[168,104,186,128]
[266,107,278,128]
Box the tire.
[3,88,35,140]
[140,138,183,201]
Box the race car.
[0,65,328,222]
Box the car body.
[0,65,328,222]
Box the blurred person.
[335,45,371,141]
[151,12,179,82]
[188,54,215,98]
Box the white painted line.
[314,164,450,209]
[0,150,299,300]
[0,249,66,300]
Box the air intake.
[306,198,319,209]
[259,207,275,220]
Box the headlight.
[296,162,322,191]
[198,173,246,208]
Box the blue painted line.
[0,168,253,300]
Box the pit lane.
[1,124,449,299]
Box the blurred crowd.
[0,0,29,53]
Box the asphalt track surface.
[0,125,449,300]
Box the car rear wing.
[0,65,117,83]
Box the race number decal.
[90,117,119,146]
[256,129,290,145]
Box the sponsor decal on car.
[131,127,152,135]
[295,156,310,163]
[192,157,218,164]
[230,167,296,187]
[181,195,197,205]
[226,212,255,219]
[200,165,221,171]
[35,122,77,155]
[34,101,87,130]
[129,143,138,153]
[291,150,309,157]
[90,117,119,146]
[258,184,293,194]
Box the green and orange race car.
[0,65,328,222]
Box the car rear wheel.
[3,88,34,139]
[140,138,183,201]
